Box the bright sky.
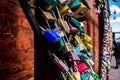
[108,0,120,39]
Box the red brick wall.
[83,0,99,72]
[0,0,100,79]
[0,0,34,80]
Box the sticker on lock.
[54,27,65,37]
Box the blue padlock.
[39,25,60,43]
[44,29,60,43]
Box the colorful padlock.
[69,16,81,27]
[73,3,89,18]
[52,53,69,73]
[45,0,58,7]
[77,62,88,73]
[59,4,70,15]
[39,26,60,43]
[68,0,81,9]
[56,7,70,33]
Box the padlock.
[70,52,80,61]
[58,38,65,51]
[74,35,84,51]
[62,33,73,52]
[83,34,92,44]
[73,72,81,80]
[81,53,90,59]
[59,4,70,15]
[85,59,94,67]
[87,52,93,58]
[77,62,88,73]
[66,9,74,16]
[51,10,65,37]
[85,45,90,52]
[82,43,87,50]
[54,26,65,37]
[38,25,60,43]
[45,0,58,7]
[68,0,81,9]
[39,12,61,43]
[86,43,93,49]
[76,43,84,51]
[67,73,76,80]
[69,67,81,80]
[69,16,81,27]
[56,7,70,33]
[72,46,82,56]
[39,7,55,21]
[73,3,89,19]
[72,66,81,80]
[44,4,53,11]
[79,22,84,33]
[58,0,68,5]
[81,72,87,80]
[52,55,77,80]
[52,53,69,72]
[67,21,78,33]
[74,35,82,44]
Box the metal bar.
[18,0,40,36]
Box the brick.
[15,27,33,51]
[0,25,19,39]
[0,50,34,79]
[0,69,34,80]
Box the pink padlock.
[70,52,80,61]
[67,9,74,16]
[77,62,88,73]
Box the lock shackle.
[45,19,51,29]
[52,53,59,62]
[38,7,52,29]
[51,10,59,28]
[51,10,57,20]
[62,32,70,43]
[38,25,46,32]
[56,7,62,19]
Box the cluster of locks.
[99,1,113,80]
[20,0,109,80]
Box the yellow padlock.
[83,44,87,50]
[74,35,82,44]
[73,3,89,18]
[83,34,92,44]
[86,43,93,49]
[59,4,70,15]
[73,72,81,80]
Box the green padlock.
[69,16,81,27]
[45,0,59,7]
[58,38,65,51]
